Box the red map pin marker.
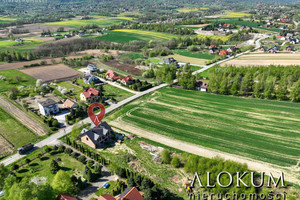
[88,103,105,127]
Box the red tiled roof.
[64,99,76,108]
[121,187,142,200]
[56,194,77,200]
[106,70,118,79]
[98,194,116,200]
[82,88,99,98]
[219,50,228,56]
[121,76,134,83]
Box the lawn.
[56,81,83,99]
[0,38,44,52]
[164,54,207,65]
[44,17,131,29]
[107,87,300,168]
[97,29,178,43]
[0,106,38,149]
[0,70,36,92]
[173,49,216,60]
[95,180,116,196]
[103,84,133,102]
[14,149,85,182]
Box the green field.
[222,12,252,18]
[108,88,300,168]
[0,16,16,23]
[103,84,133,102]
[173,49,216,60]
[0,39,44,52]
[0,106,38,149]
[214,19,281,32]
[0,70,36,92]
[97,29,178,43]
[44,17,131,28]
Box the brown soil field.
[19,64,82,82]
[0,135,14,156]
[0,96,48,136]
[181,24,210,27]
[104,60,142,76]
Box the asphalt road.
[0,83,168,166]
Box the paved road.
[0,83,168,166]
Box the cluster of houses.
[209,44,239,56]
[38,98,77,116]
[105,70,135,86]
[260,45,296,53]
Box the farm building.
[38,99,59,116]
[63,99,77,109]
[80,121,114,149]
[80,88,99,104]
[195,80,209,92]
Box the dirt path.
[0,96,47,136]
[109,120,300,185]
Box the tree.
[160,149,171,164]
[290,80,300,102]
[52,170,74,194]
[0,164,9,188]
[51,159,60,173]
[171,156,181,168]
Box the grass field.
[108,88,300,168]
[164,54,207,65]
[197,34,230,42]
[97,29,178,43]
[177,7,209,12]
[103,84,133,102]
[44,17,131,28]
[0,70,36,92]
[0,38,44,52]
[222,12,252,18]
[0,106,38,149]
[173,49,216,60]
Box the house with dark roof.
[38,99,59,116]
[87,64,98,72]
[285,45,295,52]
[268,45,281,53]
[83,74,102,85]
[56,193,77,200]
[80,88,99,104]
[80,121,114,149]
[259,46,268,52]
[195,80,209,92]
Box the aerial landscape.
[0,0,300,199]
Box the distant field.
[44,17,131,28]
[166,54,207,65]
[215,19,281,32]
[108,88,300,169]
[197,34,230,42]
[97,29,178,43]
[0,16,16,23]
[0,38,44,52]
[177,7,209,13]
[222,12,252,18]
[173,49,216,60]
[222,53,300,66]
[0,69,36,92]
[0,106,37,151]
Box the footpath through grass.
[108,87,300,168]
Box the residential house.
[80,121,114,149]
[63,99,77,109]
[98,187,142,200]
[259,46,268,52]
[84,74,102,85]
[80,88,99,104]
[97,31,104,35]
[195,80,209,92]
[227,46,237,53]
[277,36,286,41]
[38,99,59,116]
[209,45,218,54]
[15,38,23,43]
[106,70,120,81]
[285,45,295,52]
[64,34,72,38]
[219,50,229,56]
[78,32,85,37]
[87,64,98,72]
[120,76,135,86]
[164,57,179,68]
[56,194,77,200]
[239,25,246,31]
[268,46,280,53]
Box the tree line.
[208,65,300,102]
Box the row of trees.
[208,65,300,101]
[0,51,38,62]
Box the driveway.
[54,110,70,127]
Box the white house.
[38,99,59,116]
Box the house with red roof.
[219,50,229,56]
[98,187,142,200]
[80,88,99,104]
[106,70,121,81]
[56,194,77,200]
[63,99,77,109]
[120,76,135,86]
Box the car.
[103,183,110,188]
[0,190,5,197]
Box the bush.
[87,160,94,168]
[45,147,52,153]
[161,149,171,164]
[78,155,86,163]
[65,148,73,155]
[11,164,19,171]
[71,152,79,158]
[58,145,66,152]
[171,156,181,168]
